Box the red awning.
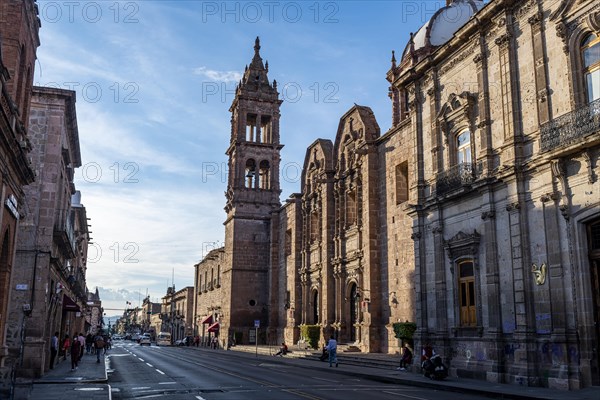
[62,294,80,312]
[200,315,213,324]
[207,322,219,333]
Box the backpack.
[95,336,105,349]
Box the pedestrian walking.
[326,335,338,367]
[62,334,71,361]
[78,333,85,361]
[70,334,81,371]
[86,333,93,354]
[94,333,105,363]
[103,335,111,354]
[49,332,59,369]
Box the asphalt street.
[108,341,488,400]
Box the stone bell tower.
[221,37,282,342]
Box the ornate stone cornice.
[444,230,481,261]
[431,225,443,234]
[583,150,597,184]
[410,232,421,240]
[481,210,496,220]
[439,44,477,76]
[495,32,512,49]
[588,11,600,32]
[477,119,491,129]
[527,11,543,28]
[506,202,521,212]
[515,0,536,21]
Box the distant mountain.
[95,287,148,317]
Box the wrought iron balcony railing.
[54,210,76,258]
[540,98,600,153]
[436,163,476,196]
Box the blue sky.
[33,1,453,313]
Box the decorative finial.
[265,60,269,73]
[273,79,277,89]
[245,65,248,72]
[391,50,397,69]
[254,36,261,54]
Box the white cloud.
[193,66,242,83]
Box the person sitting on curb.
[274,342,288,356]
[396,343,413,371]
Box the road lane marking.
[131,387,151,390]
[282,389,324,400]
[158,382,176,385]
[146,363,154,367]
[156,369,165,375]
[382,391,428,400]
[195,396,207,400]
[138,358,145,362]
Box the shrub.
[393,321,417,340]
[300,325,321,349]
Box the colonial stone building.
[196,0,600,389]
[160,286,194,343]
[3,87,91,384]
[388,0,600,390]
[193,247,225,342]
[0,0,39,378]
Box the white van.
[156,332,172,346]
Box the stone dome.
[402,0,485,62]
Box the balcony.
[540,98,600,153]
[436,163,476,196]
[54,210,76,258]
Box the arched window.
[258,160,270,189]
[245,159,256,188]
[261,116,272,143]
[582,33,600,103]
[457,130,471,165]
[246,114,257,141]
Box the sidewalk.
[17,343,600,400]
[224,344,600,400]
[23,351,110,400]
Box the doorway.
[349,283,358,342]
[588,218,600,385]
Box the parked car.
[175,337,188,346]
[139,334,151,346]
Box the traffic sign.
[254,320,260,328]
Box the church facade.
[195,0,600,389]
